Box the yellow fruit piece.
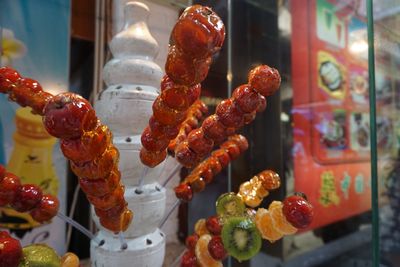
[238,181,263,208]
[61,252,80,267]
[195,219,210,236]
[255,208,283,242]
[251,176,269,198]
[195,234,223,267]
[257,170,281,190]
[269,201,297,235]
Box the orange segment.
[195,219,210,236]
[269,201,297,235]
[195,234,223,267]
[255,208,283,242]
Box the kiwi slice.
[19,244,60,267]
[221,216,262,262]
[216,193,246,217]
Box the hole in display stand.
[155,186,161,191]
[116,85,122,90]
[146,239,152,245]
[121,243,128,250]
[160,232,164,237]
[136,86,142,91]
[126,137,132,143]
[99,240,105,246]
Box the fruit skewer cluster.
[175,65,280,169]
[0,67,132,233]
[0,165,59,223]
[0,230,80,267]
[140,5,225,167]
[180,170,314,266]
[174,135,248,202]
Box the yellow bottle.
[0,107,59,230]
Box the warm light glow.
[41,81,68,95]
[226,71,233,82]
[349,40,368,54]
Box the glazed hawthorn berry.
[220,141,241,160]
[60,124,111,163]
[243,111,256,125]
[0,67,21,93]
[10,78,43,107]
[199,165,213,184]
[282,194,314,229]
[229,135,248,152]
[140,148,167,167]
[148,116,179,139]
[165,45,211,86]
[11,184,43,212]
[206,216,222,235]
[0,173,21,206]
[258,170,281,191]
[172,5,225,58]
[202,115,226,143]
[181,250,197,267]
[160,77,201,111]
[87,186,125,210]
[152,96,187,126]
[185,117,199,129]
[141,126,170,152]
[174,183,193,202]
[79,169,120,197]
[257,95,267,113]
[187,128,214,156]
[30,194,60,223]
[175,142,198,168]
[207,157,222,175]
[208,235,227,260]
[43,93,97,139]
[190,177,206,193]
[70,146,118,180]
[0,232,22,267]
[232,85,261,113]
[185,234,199,251]
[248,65,281,97]
[216,99,244,128]
[211,149,230,168]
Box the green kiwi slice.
[216,193,246,217]
[19,244,60,267]
[221,216,262,262]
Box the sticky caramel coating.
[141,126,170,152]
[257,170,281,191]
[140,148,167,168]
[172,5,225,58]
[79,168,120,197]
[248,65,281,97]
[165,45,212,86]
[187,128,214,156]
[216,99,244,128]
[148,116,179,139]
[161,75,201,111]
[175,142,200,168]
[152,96,187,126]
[232,85,261,113]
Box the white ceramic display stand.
[92,2,168,266]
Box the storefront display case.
[0,0,399,266]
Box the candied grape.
[216,99,244,128]
[30,194,60,223]
[187,128,214,156]
[248,65,281,97]
[152,96,186,126]
[232,85,261,113]
[140,148,167,167]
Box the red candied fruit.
[199,165,213,184]
[185,117,199,129]
[220,141,241,160]
[258,170,281,191]
[248,65,281,97]
[79,169,120,197]
[216,99,244,128]
[141,126,170,152]
[232,85,261,113]
[87,185,125,210]
[211,149,231,168]
[187,128,214,156]
[208,235,227,260]
[152,96,187,126]
[257,95,267,113]
[160,76,201,111]
[282,194,314,229]
[175,142,199,168]
[0,231,22,267]
[0,173,21,206]
[190,177,206,193]
[172,5,225,58]
[207,157,222,175]
[0,67,21,93]
[148,116,179,139]
[70,146,118,180]
[243,111,256,125]
[185,234,199,251]
[228,135,248,152]
[60,124,111,163]
[181,250,197,267]
[30,194,60,223]
[206,216,222,235]
[43,93,98,139]
[0,165,5,180]
[9,78,43,107]
[140,148,167,168]
[11,184,43,212]
[174,183,193,202]
[202,115,226,143]
[165,45,211,86]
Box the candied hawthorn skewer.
[140,5,225,168]
[0,67,132,233]
[175,65,281,168]
[174,135,248,202]
[0,165,59,223]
